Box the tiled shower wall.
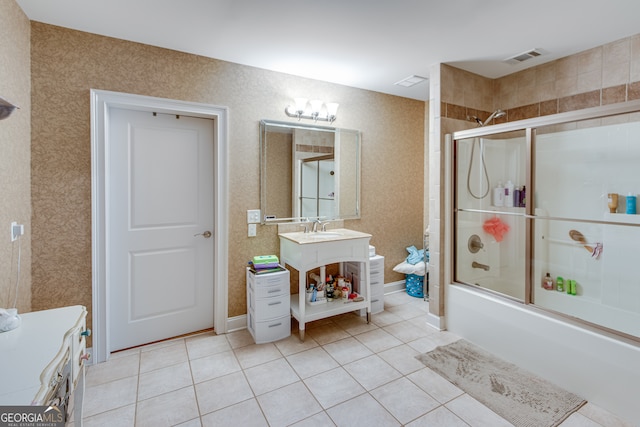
[429,32,640,320]
[443,35,640,125]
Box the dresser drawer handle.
[267,289,281,294]
[268,322,282,328]
[268,301,282,306]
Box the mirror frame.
[260,119,361,224]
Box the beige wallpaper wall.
[0,1,31,313]
[29,23,425,329]
[429,32,640,318]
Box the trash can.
[405,273,424,298]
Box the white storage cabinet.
[246,268,291,344]
[369,255,385,314]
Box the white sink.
[310,232,343,239]
[279,228,371,244]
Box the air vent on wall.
[504,49,543,65]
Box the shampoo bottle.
[505,180,515,207]
[519,185,526,208]
[626,193,636,214]
[493,181,505,207]
[542,272,554,290]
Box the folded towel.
[405,245,425,265]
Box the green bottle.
[556,276,564,292]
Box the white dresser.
[0,305,89,424]
[246,268,291,344]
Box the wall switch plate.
[247,209,261,224]
[248,223,257,237]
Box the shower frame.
[449,98,640,342]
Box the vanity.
[279,228,371,340]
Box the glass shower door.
[454,131,527,300]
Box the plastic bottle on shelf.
[626,193,636,214]
[542,272,554,290]
[493,181,505,207]
[505,180,515,207]
[519,185,526,208]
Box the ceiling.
[15,0,640,101]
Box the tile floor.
[80,292,631,427]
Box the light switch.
[247,209,261,224]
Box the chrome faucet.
[300,218,310,233]
[310,219,331,232]
[472,261,490,271]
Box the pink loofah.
[483,217,510,242]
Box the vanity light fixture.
[285,98,339,123]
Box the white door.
[108,108,214,351]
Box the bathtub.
[446,283,640,426]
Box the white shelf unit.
[279,231,371,341]
[246,267,291,344]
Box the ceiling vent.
[504,49,543,65]
[394,75,428,87]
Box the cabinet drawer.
[251,294,290,319]
[370,272,384,287]
[370,282,383,293]
[371,297,384,314]
[249,277,288,299]
[252,270,289,286]
[370,264,384,276]
[248,312,290,344]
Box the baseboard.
[426,312,445,330]
[384,280,406,294]
[227,314,248,333]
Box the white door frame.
[90,89,229,363]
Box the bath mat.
[416,340,586,427]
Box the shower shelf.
[458,207,525,216]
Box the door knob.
[194,230,212,238]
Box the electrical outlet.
[247,209,261,224]
[248,223,257,237]
[10,222,24,242]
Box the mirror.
[260,120,361,224]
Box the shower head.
[482,109,506,126]
[468,109,506,127]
